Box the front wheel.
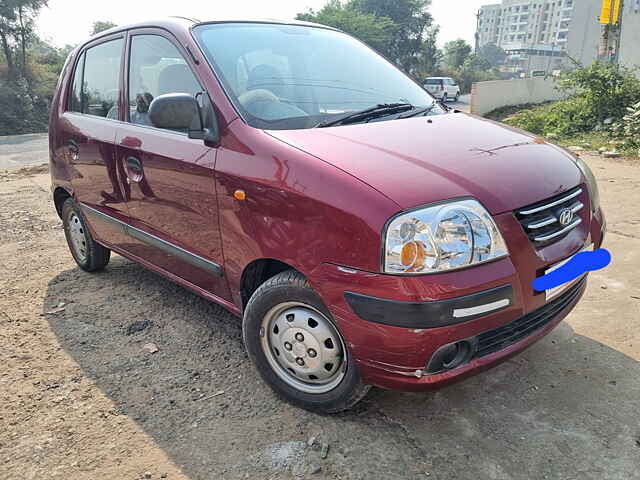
[242,270,370,413]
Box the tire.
[242,270,370,413]
[442,93,448,102]
[61,197,111,272]
[454,92,460,102]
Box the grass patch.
[484,104,638,158]
[484,103,551,122]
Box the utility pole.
[475,10,482,55]
[599,0,624,63]
[546,42,556,77]
[614,0,625,64]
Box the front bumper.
[308,208,605,392]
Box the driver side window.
[128,34,201,129]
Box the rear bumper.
[308,208,605,392]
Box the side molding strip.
[80,204,223,277]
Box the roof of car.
[88,16,338,44]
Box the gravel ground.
[0,154,639,480]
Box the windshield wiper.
[397,102,439,119]
[315,103,414,128]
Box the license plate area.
[544,244,593,301]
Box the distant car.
[424,77,460,102]
[49,17,604,413]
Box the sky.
[36,0,489,49]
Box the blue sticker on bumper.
[533,249,612,292]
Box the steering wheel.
[238,89,280,107]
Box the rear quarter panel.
[49,48,78,196]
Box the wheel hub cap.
[68,213,87,262]
[260,303,346,394]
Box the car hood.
[265,113,582,214]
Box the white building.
[477,0,640,74]
[478,0,576,49]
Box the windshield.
[192,23,441,130]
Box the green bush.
[0,76,49,136]
[503,62,640,138]
[503,96,595,136]
[557,61,640,124]
[611,100,640,148]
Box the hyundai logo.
[558,208,574,226]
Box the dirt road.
[0,133,49,170]
[1,154,639,480]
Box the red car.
[49,18,605,413]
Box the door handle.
[125,156,144,183]
[68,140,79,161]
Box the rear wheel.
[442,93,448,102]
[62,198,110,272]
[242,270,370,413]
[454,92,460,102]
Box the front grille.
[474,277,586,358]
[515,187,584,244]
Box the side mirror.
[149,93,199,130]
[148,93,220,145]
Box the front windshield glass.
[192,23,442,130]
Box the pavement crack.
[374,406,430,465]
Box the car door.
[115,29,230,301]
[57,35,130,247]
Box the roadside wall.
[470,78,567,116]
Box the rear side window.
[69,53,85,112]
[128,35,201,128]
[69,38,124,118]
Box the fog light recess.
[427,339,477,374]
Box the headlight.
[383,199,508,274]
[573,155,600,212]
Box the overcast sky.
[37,0,489,49]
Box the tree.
[463,53,491,72]
[0,0,48,78]
[298,0,440,76]
[297,1,396,56]
[351,0,435,73]
[0,1,70,135]
[443,39,471,70]
[479,43,506,68]
[415,25,441,77]
[91,21,117,36]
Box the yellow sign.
[601,0,622,24]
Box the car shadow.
[45,257,640,480]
